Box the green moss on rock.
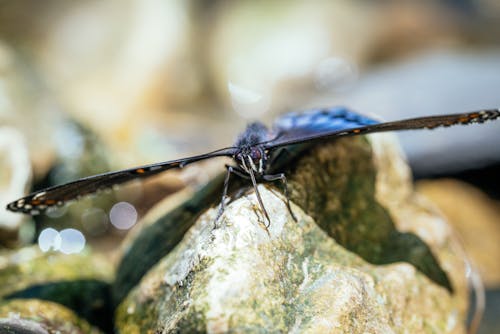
[115,135,468,333]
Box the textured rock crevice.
[284,136,453,292]
[115,134,468,333]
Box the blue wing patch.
[272,107,379,141]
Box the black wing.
[264,108,500,149]
[7,147,237,215]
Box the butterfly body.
[233,108,380,177]
[6,107,500,218]
[233,122,270,175]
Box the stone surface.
[0,127,31,242]
[113,175,226,306]
[417,179,500,288]
[115,135,468,333]
[0,41,61,176]
[0,299,102,334]
[0,246,114,332]
[0,1,205,167]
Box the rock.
[0,40,63,177]
[0,246,114,332]
[8,1,202,166]
[0,299,102,334]
[417,179,500,288]
[113,173,232,306]
[0,128,31,243]
[115,134,468,333]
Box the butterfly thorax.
[234,122,270,175]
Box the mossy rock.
[115,134,468,333]
[0,299,103,334]
[0,247,113,332]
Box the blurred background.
[0,0,499,332]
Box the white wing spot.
[33,192,47,199]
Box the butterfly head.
[235,146,267,175]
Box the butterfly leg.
[228,166,251,180]
[216,165,251,222]
[216,165,235,222]
[263,173,297,222]
[218,165,271,235]
[247,168,271,235]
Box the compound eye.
[251,148,261,161]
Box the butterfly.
[6,107,500,225]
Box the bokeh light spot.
[109,201,138,230]
[59,228,86,254]
[38,228,62,252]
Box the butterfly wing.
[265,108,500,149]
[7,147,237,214]
[269,107,379,145]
